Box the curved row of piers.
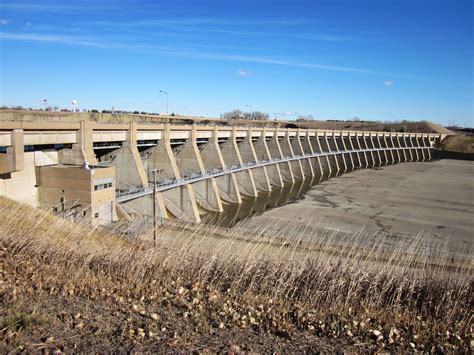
[0,120,442,225]
[108,124,439,224]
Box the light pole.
[244,105,252,120]
[150,168,164,247]
[159,90,168,116]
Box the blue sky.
[0,0,472,125]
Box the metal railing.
[116,146,430,203]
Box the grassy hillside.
[437,134,474,153]
[294,120,454,134]
[0,197,472,352]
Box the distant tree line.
[295,114,315,122]
[221,109,269,121]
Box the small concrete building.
[38,165,117,225]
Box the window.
[94,183,112,191]
[94,212,99,218]
[93,178,113,191]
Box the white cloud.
[237,69,251,77]
[276,111,297,116]
[384,80,393,86]
[0,19,9,25]
[25,22,32,26]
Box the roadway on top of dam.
[116,145,426,203]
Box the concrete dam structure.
[0,117,443,226]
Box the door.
[103,201,112,224]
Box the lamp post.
[159,90,168,116]
[150,168,164,247]
[244,105,252,120]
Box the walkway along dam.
[0,118,444,225]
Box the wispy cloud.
[90,17,310,28]
[384,80,393,86]
[86,18,352,43]
[0,2,110,14]
[0,31,420,79]
[0,19,9,25]
[186,51,380,75]
[0,32,105,47]
[0,31,197,52]
[166,25,354,43]
[290,33,353,42]
[276,111,298,117]
[237,69,252,77]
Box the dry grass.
[0,196,472,352]
[437,134,474,154]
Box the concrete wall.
[0,151,58,207]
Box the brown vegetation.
[0,197,472,352]
[295,120,454,135]
[436,134,474,154]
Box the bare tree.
[246,111,269,120]
[221,109,269,121]
[221,109,243,120]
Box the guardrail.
[116,146,429,203]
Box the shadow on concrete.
[433,149,474,161]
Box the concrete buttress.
[219,127,258,197]
[348,132,362,170]
[293,129,315,181]
[283,129,305,181]
[313,131,331,180]
[173,125,223,213]
[253,127,284,189]
[101,122,148,188]
[237,128,271,192]
[266,128,295,184]
[141,124,200,223]
[199,126,242,204]
[334,132,348,174]
[325,131,341,176]
[0,129,24,174]
[304,129,323,183]
[60,120,98,166]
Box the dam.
[0,113,444,225]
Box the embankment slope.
[0,197,471,352]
